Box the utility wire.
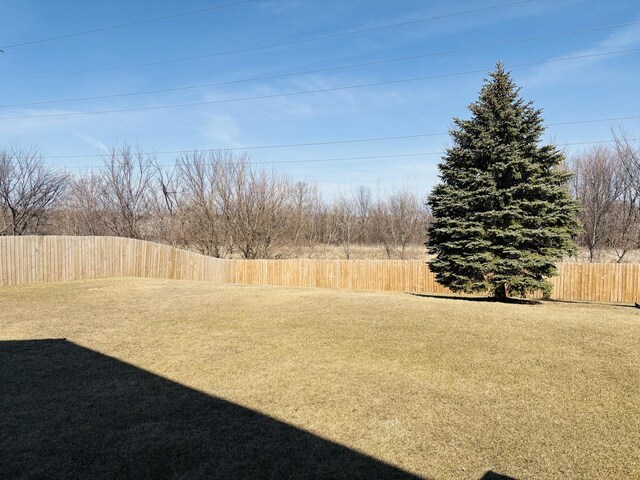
[0,0,531,81]
[0,0,255,50]
[1,49,638,121]
[3,20,639,109]
[47,133,451,158]
[50,137,640,169]
[45,125,640,160]
[57,152,442,169]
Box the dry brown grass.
[257,243,640,263]
[1,279,639,479]
[246,243,429,260]
[567,248,640,263]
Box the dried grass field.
[268,243,640,264]
[1,278,639,479]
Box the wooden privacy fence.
[0,236,234,285]
[1,236,639,303]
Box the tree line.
[569,131,640,262]
[0,145,428,259]
[1,132,638,261]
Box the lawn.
[1,279,639,479]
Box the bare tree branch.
[0,145,67,235]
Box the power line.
[0,0,531,82]
[50,137,640,169]
[44,123,640,161]
[0,0,255,50]
[62,152,444,169]
[2,48,638,121]
[547,116,640,126]
[48,133,451,159]
[4,20,639,109]
[557,138,640,146]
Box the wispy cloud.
[329,0,588,55]
[526,21,640,86]
[0,108,86,136]
[199,113,243,148]
[73,132,109,153]
[197,70,447,126]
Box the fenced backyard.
[1,235,638,303]
[3,238,640,479]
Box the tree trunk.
[494,283,508,301]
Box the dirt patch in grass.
[1,279,639,479]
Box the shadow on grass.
[480,472,517,480]
[0,339,519,480]
[409,293,541,305]
[0,338,424,480]
[543,298,640,309]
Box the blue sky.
[1,0,639,197]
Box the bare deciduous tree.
[331,191,358,260]
[177,151,226,256]
[64,174,107,236]
[570,146,624,262]
[611,131,640,261]
[99,145,155,239]
[217,156,292,259]
[354,186,372,244]
[372,187,428,259]
[0,145,67,235]
[149,160,181,246]
[288,181,324,257]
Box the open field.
[1,279,639,479]
[263,244,640,263]
[265,243,429,260]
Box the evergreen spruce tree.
[426,63,580,300]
